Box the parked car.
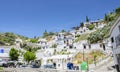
[0,60,7,66]
[0,59,9,67]
[31,61,40,68]
[32,64,40,68]
[7,61,16,67]
[2,63,8,67]
[43,64,54,69]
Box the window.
[83,45,86,49]
[119,25,120,32]
[64,41,66,43]
[58,64,60,67]
[111,37,114,43]
[103,44,106,51]
[89,44,91,49]
[64,46,66,48]
[100,44,102,48]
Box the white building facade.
[110,15,120,72]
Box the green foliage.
[24,46,39,52]
[9,48,19,61]
[49,32,55,35]
[75,34,80,38]
[72,26,79,30]
[61,29,66,33]
[104,13,116,22]
[115,7,120,15]
[80,22,84,28]
[104,14,108,22]
[0,32,28,45]
[58,49,70,55]
[0,41,5,46]
[86,16,89,22]
[18,50,25,56]
[0,32,16,45]
[74,34,89,43]
[17,34,28,41]
[24,51,36,63]
[0,67,3,70]
[87,23,111,44]
[43,30,48,38]
[87,24,95,30]
[51,44,57,48]
[38,60,42,66]
[90,50,103,58]
[43,30,55,38]
[29,39,38,43]
[88,8,119,44]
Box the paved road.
[3,68,82,72]
[92,61,116,72]
[3,58,116,72]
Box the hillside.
[0,32,28,46]
[74,7,120,44]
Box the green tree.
[29,39,38,43]
[49,32,55,35]
[86,16,89,22]
[87,24,95,30]
[51,44,57,48]
[104,13,115,22]
[72,26,79,30]
[61,29,66,33]
[9,48,19,61]
[24,46,32,52]
[115,7,120,15]
[24,51,36,63]
[80,22,84,28]
[43,30,48,38]
[87,26,107,44]
[24,46,39,52]
[104,14,108,22]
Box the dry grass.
[72,50,105,65]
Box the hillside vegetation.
[74,7,120,43]
[73,50,105,64]
[0,32,28,46]
[88,7,120,44]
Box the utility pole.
[83,44,86,61]
[83,48,85,61]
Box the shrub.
[87,24,95,30]
[24,51,36,63]
[9,48,19,61]
[115,7,120,15]
[29,39,38,43]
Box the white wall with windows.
[110,16,120,72]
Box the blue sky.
[0,0,120,38]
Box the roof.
[0,53,9,58]
[109,15,120,35]
[16,38,22,42]
[41,54,73,60]
[38,38,47,42]
[50,54,73,59]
